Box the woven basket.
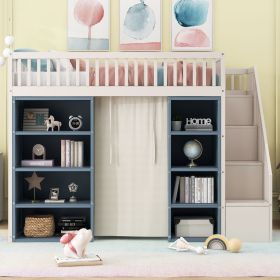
[24,215,55,238]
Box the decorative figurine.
[69,115,83,131]
[68,182,79,202]
[60,228,93,258]
[183,139,203,167]
[24,172,44,203]
[169,237,207,255]
[45,115,62,131]
[32,144,46,160]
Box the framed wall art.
[68,0,110,51]
[120,0,161,51]
[171,0,213,51]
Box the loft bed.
[7,52,227,242]
[9,52,225,96]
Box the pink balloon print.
[74,0,104,41]
[175,29,210,48]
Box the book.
[191,176,195,203]
[21,160,54,167]
[202,178,208,203]
[60,216,86,222]
[172,176,180,203]
[54,255,102,267]
[70,141,75,167]
[184,177,189,203]
[207,178,211,203]
[61,140,66,167]
[65,140,71,167]
[74,141,78,167]
[179,177,185,203]
[45,199,65,203]
[77,141,84,167]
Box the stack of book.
[61,140,84,167]
[58,216,86,234]
[172,176,214,204]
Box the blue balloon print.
[123,0,156,40]
[174,0,209,27]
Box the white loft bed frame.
[7,51,226,241]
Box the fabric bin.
[175,217,213,237]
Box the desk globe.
[183,139,203,167]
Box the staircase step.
[226,161,263,200]
[226,94,254,126]
[226,126,258,161]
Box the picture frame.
[23,108,49,131]
[49,188,60,201]
[119,0,162,51]
[68,0,110,51]
[171,0,213,51]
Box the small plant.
[173,115,182,121]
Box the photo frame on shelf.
[49,188,60,200]
[119,0,161,51]
[68,0,110,51]
[23,108,49,131]
[171,0,213,51]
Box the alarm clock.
[69,115,83,131]
[32,144,46,160]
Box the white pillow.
[48,50,74,72]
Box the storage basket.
[24,215,55,237]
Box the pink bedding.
[70,60,214,87]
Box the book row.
[172,176,215,204]
[61,140,84,167]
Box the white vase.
[172,121,182,131]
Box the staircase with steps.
[225,68,272,242]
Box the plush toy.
[60,228,93,258]
[228,238,242,253]
[204,234,242,253]
[169,237,207,255]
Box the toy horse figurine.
[60,228,93,258]
[45,115,62,131]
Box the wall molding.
[276,0,280,194]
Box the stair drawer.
[225,205,270,242]
[226,126,258,161]
[226,95,254,126]
[226,162,263,200]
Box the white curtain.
[95,97,168,237]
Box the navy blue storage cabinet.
[168,97,221,241]
[12,96,94,241]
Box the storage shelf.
[171,203,218,208]
[15,131,92,136]
[226,200,270,207]
[12,97,95,242]
[171,166,218,172]
[171,131,218,136]
[168,97,221,241]
[15,167,92,172]
[15,201,92,208]
[14,236,61,242]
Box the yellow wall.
[0,0,277,199]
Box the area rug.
[1,234,280,278]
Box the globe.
[183,139,203,167]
